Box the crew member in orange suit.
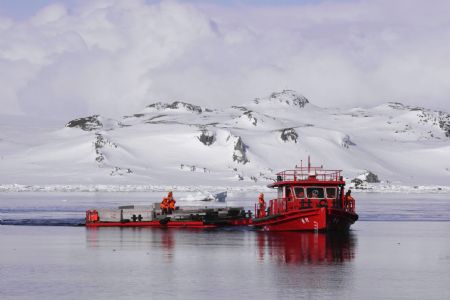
[258,193,266,218]
[345,190,354,201]
[160,195,169,215]
[344,189,354,210]
[168,191,176,214]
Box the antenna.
[308,156,311,173]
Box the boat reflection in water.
[86,228,356,265]
[257,231,356,264]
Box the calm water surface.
[0,192,449,300]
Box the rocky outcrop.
[437,112,450,137]
[180,163,210,173]
[341,135,356,148]
[93,134,132,176]
[254,90,309,108]
[387,102,408,110]
[351,170,380,188]
[232,137,249,164]
[66,115,102,131]
[280,128,298,143]
[231,106,248,111]
[110,167,133,176]
[243,111,258,126]
[147,101,203,113]
[362,170,380,183]
[93,133,117,164]
[416,109,450,138]
[198,129,216,146]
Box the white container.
[98,209,121,222]
[121,208,154,222]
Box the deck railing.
[254,195,356,217]
[276,167,342,182]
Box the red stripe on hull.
[85,221,217,228]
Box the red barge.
[86,161,358,231]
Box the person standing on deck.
[344,190,354,210]
[258,193,266,218]
[160,194,169,215]
[345,190,354,201]
[168,191,176,214]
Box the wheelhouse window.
[294,187,305,198]
[306,187,324,198]
[285,187,292,201]
[326,188,337,198]
[278,187,283,199]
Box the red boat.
[86,160,357,231]
[251,160,358,231]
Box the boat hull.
[251,208,358,232]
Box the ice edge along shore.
[1,183,450,194]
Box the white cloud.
[0,0,450,120]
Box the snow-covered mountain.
[1,90,449,189]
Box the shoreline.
[1,183,450,194]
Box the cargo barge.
[86,204,251,228]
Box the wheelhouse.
[263,163,355,216]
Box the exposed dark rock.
[198,129,216,146]
[394,124,412,134]
[147,114,167,121]
[232,137,249,164]
[269,90,309,107]
[180,163,209,173]
[110,167,133,176]
[123,113,145,119]
[437,112,450,137]
[409,107,423,111]
[93,133,117,164]
[387,102,407,110]
[364,171,380,183]
[231,106,248,111]
[341,135,356,148]
[388,102,424,112]
[243,111,258,126]
[253,90,309,107]
[351,178,364,188]
[280,128,298,143]
[66,115,102,131]
[352,170,380,187]
[147,101,202,113]
[416,109,450,138]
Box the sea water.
[0,192,449,300]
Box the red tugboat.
[251,159,358,231]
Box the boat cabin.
[258,163,355,217]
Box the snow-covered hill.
[1,90,449,190]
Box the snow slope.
[1,90,449,189]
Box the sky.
[0,0,449,120]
